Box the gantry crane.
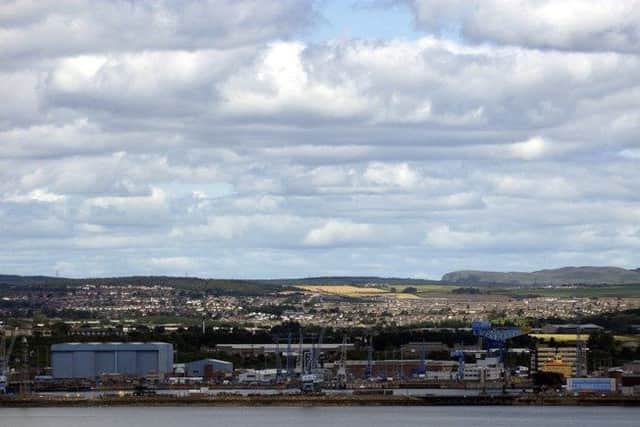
[472,320,525,362]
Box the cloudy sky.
[1,0,639,279]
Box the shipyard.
[3,296,640,407]
[3,0,640,425]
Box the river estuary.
[1,406,639,427]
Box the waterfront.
[1,406,639,427]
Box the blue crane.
[471,320,525,362]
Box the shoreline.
[2,394,640,408]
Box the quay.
[2,393,640,407]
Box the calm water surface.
[0,406,638,427]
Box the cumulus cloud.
[0,0,639,278]
[304,220,376,246]
[407,0,640,52]
[0,0,318,61]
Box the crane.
[314,328,326,370]
[286,332,293,379]
[336,336,348,387]
[451,350,465,380]
[472,320,524,362]
[274,337,282,382]
[365,336,373,379]
[471,320,528,391]
[417,341,427,377]
[0,329,18,393]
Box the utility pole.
[297,328,303,374]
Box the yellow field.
[296,285,387,297]
[531,334,639,343]
[394,293,422,300]
[389,284,454,293]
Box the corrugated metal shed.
[51,342,173,378]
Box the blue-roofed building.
[51,342,174,379]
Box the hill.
[442,266,640,285]
[0,275,276,295]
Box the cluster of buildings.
[43,339,638,395]
[3,282,638,332]
[49,342,233,383]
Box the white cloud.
[1,1,639,277]
[149,256,197,270]
[0,0,317,61]
[408,0,640,52]
[4,188,65,203]
[363,162,419,188]
[304,220,375,246]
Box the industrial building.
[326,359,458,380]
[237,369,280,384]
[51,342,173,379]
[542,323,604,334]
[463,357,504,382]
[215,343,352,357]
[531,345,588,377]
[183,358,233,378]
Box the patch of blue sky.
[306,0,422,43]
[161,182,234,199]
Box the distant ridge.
[0,274,441,291]
[3,267,640,289]
[442,266,640,285]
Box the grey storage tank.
[51,342,174,379]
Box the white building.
[464,357,504,382]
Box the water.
[0,406,638,427]
[38,387,523,398]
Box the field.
[389,284,456,293]
[393,293,422,299]
[493,284,640,298]
[295,285,388,297]
[295,285,429,299]
[530,333,639,343]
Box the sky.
[1,0,639,279]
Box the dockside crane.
[274,337,282,382]
[286,332,293,379]
[451,350,465,380]
[0,329,18,393]
[417,341,427,377]
[365,336,373,379]
[336,336,349,387]
[472,320,525,362]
